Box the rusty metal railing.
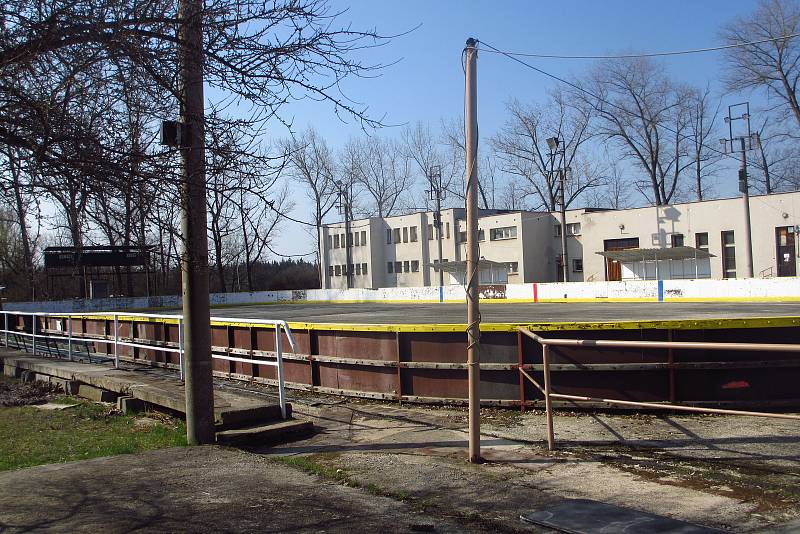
[517,327,800,451]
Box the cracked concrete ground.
[1,382,798,532]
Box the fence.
[0,311,296,418]
[517,327,800,451]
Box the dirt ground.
[0,374,61,407]
[253,390,800,533]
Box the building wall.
[320,191,800,288]
[571,191,800,282]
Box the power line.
[264,200,318,227]
[477,39,764,174]
[265,242,316,258]
[479,33,800,60]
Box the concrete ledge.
[77,384,118,403]
[0,349,291,432]
[117,396,145,414]
[216,419,314,446]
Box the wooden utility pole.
[178,0,215,444]
[464,37,481,464]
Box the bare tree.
[585,162,632,210]
[575,58,693,205]
[493,91,600,211]
[285,127,337,271]
[721,0,800,132]
[685,85,723,201]
[402,122,461,210]
[344,136,413,218]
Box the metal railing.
[0,310,296,419]
[518,327,800,451]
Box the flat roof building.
[319,191,800,289]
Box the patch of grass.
[0,397,187,471]
[271,454,353,484]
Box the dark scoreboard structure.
[44,246,153,268]
[44,246,155,299]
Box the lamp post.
[336,180,354,289]
[426,165,445,288]
[547,137,569,283]
[720,102,757,279]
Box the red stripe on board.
[533,283,538,303]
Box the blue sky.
[270,0,763,257]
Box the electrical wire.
[265,243,316,258]
[264,200,318,228]
[478,33,800,60]
[477,39,765,175]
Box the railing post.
[113,314,119,369]
[276,325,287,419]
[542,343,555,451]
[178,317,185,381]
[68,316,73,362]
[31,313,36,356]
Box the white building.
[319,191,800,289]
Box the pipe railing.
[518,327,800,451]
[0,310,296,419]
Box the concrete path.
[0,446,469,534]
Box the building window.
[403,260,410,273]
[334,265,341,276]
[721,230,736,279]
[362,263,368,275]
[334,234,340,248]
[458,230,467,242]
[490,226,517,240]
[446,222,450,239]
[395,261,402,273]
[355,263,361,275]
[505,261,519,274]
[361,231,367,246]
[573,259,583,272]
[328,266,334,277]
[387,262,393,274]
[554,224,561,237]
[411,260,419,272]
[410,226,418,242]
[695,232,708,251]
[567,223,581,236]
[671,233,684,247]
[327,235,333,249]
[354,232,360,246]
[428,224,434,240]
[386,229,392,244]
[393,228,401,244]
[403,227,408,243]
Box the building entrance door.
[603,238,639,281]
[776,226,796,277]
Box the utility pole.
[337,180,354,289]
[464,37,481,464]
[547,137,568,283]
[427,165,445,288]
[178,0,215,444]
[721,102,756,278]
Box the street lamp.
[547,137,569,283]
[720,102,758,278]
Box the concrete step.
[215,403,292,431]
[215,418,314,447]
